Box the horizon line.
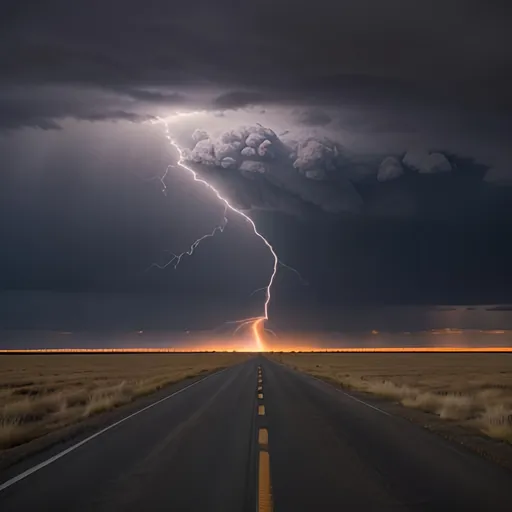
[0,347,511,354]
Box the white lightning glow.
[157,115,279,332]
[149,113,306,350]
[148,206,227,270]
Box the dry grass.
[273,353,512,442]
[0,353,247,450]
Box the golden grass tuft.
[0,417,23,448]
[481,405,512,442]
[83,382,132,417]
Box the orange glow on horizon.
[0,347,511,354]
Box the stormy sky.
[1,1,512,333]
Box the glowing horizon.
[1,347,511,354]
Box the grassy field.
[273,353,512,442]
[0,353,247,450]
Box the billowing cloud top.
[402,150,452,174]
[181,124,364,215]
[177,122,489,218]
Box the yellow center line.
[258,428,268,448]
[256,367,272,511]
[258,450,273,511]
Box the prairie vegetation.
[0,353,245,450]
[274,353,512,442]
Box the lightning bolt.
[147,205,228,270]
[150,114,299,350]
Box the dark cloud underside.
[1,1,511,105]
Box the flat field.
[0,353,247,450]
[274,353,512,442]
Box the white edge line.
[278,361,392,417]
[0,367,229,493]
[307,373,391,416]
[336,388,392,416]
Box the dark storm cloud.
[113,88,188,104]
[0,86,163,130]
[295,109,332,127]
[1,1,511,134]
[214,91,268,110]
[1,1,511,108]
[181,125,362,215]
[177,123,509,220]
[0,99,155,130]
[79,111,156,123]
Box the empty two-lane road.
[0,357,511,511]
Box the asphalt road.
[0,356,511,511]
